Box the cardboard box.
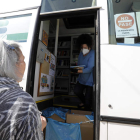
[47,110,70,123]
[66,110,94,140]
[70,110,92,115]
[48,114,65,122]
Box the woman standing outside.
[0,40,46,140]
[71,34,95,111]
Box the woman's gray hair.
[0,39,22,82]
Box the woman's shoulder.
[90,49,95,55]
[87,50,95,58]
[17,90,37,106]
[79,51,82,56]
[4,88,38,110]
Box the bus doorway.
[30,7,101,140]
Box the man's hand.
[40,116,47,131]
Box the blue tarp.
[42,107,94,121]
[42,107,69,120]
[85,115,94,121]
[45,118,82,140]
[85,112,94,121]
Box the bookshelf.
[47,37,55,55]
[54,36,80,95]
[55,89,69,93]
[56,77,69,79]
[55,36,71,94]
[69,36,79,95]
[56,66,69,69]
[57,56,70,59]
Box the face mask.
[82,49,89,55]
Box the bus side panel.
[100,121,107,140]
[100,44,140,119]
[108,123,140,140]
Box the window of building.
[108,0,140,46]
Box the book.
[70,65,85,70]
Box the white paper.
[114,12,138,38]
[124,38,134,44]
[46,49,50,56]
[40,73,51,92]
[36,41,46,63]
[50,77,54,92]
[136,12,140,36]
[49,54,56,77]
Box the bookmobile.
[1,0,140,139]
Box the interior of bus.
[49,18,95,106]
[34,12,98,140]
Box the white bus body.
[0,0,140,140]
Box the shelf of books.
[55,36,71,95]
[54,36,81,95]
[56,77,69,79]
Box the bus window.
[40,0,96,13]
[107,0,140,46]
[0,14,31,42]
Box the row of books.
[57,60,70,66]
[71,75,78,83]
[58,41,71,48]
[57,50,70,56]
[55,86,68,91]
[56,70,69,77]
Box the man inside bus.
[70,34,95,111]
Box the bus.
[0,0,140,140]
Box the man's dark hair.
[76,34,93,49]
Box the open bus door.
[27,6,101,140]
[0,8,40,92]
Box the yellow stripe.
[53,104,78,108]
[61,95,77,97]
[53,95,77,98]
[53,95,61,99]
[36,97,53,103]
[36,95,78,104]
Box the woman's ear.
[88,46,91,50]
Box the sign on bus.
[114,12,138,38]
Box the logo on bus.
[116,14,134,29]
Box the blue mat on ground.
[42,107,69,120]
[45,118,82,140]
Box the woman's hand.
[40,116,47,131]
[70,68,78,73]
[77,69,83,73]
